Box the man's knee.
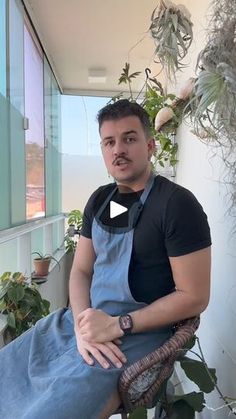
[98,391,121,419]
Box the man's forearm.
[129,289,208,334]
[69,269,92,324]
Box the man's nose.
[113,140,126,155]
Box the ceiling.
[23,0,162,96]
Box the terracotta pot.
[33,258,51,277]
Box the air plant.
[190,0,236,216]
[149,0,193,80]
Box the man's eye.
[126,137,136,143]
[103,140,115,147]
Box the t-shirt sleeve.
[80,187,102,239]
[164,187,211,257]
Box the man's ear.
[147,138,156,160]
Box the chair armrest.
[118,316,200,412]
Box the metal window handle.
[23,117,29,130]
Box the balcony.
[0,1,236,418]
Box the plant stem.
[193,337,236,416]
[128,79,133,101]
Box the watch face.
[122,315,132,329]
[119,314,133,334]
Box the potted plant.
[0,271,50,341]
[64,209,83,253]
[32,252,60,277]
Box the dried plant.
[190,0,236,217]
[149,0,193,80]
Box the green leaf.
[173,391,205,412]
[42,299,50,314]
[170,13,178,32]
[180,356,217,393]
[118,75,128,85]
[7,284,25,303]
[0,283,10,299]
[128,407,147,419]
[7,312,16,329]
[12,272,23,280]
[170,159,178,166]
[159,136,171,149]
[168,399,195,418]
[0,272,11,282]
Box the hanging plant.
[115,64,186,169]
[190,0,236,216]
[149,0,193,80]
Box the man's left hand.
[77,308,122,343]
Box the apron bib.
[91,173,155,315]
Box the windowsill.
[0,214,64,245]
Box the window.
[24,23,45,220]
[0,0,63,276]
[1,1,61,230]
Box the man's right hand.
[75,328,127,369]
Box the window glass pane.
[0,93,10,230]
[9,0,24,113]
[9,102,26,226]
[51,76,61,214]
[61,95,109,156]
[24,24,45,220]
[8,0,26,226]
[61,95,110,212]
[44,58,61,217]
[0,0,6,96]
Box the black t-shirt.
[81,175,211,304]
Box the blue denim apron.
[0,174,171,419]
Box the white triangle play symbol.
[110,201,128,219]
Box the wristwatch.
[119,314,133,335]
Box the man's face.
[100,116,155,188]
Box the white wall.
[173,1,236,417]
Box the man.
[0,100,211,419]
[69,99,211,417]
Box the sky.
[61,95,110,156]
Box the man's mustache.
[113,156,132,165]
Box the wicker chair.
[114,316,200,418]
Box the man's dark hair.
[97,99,152,138]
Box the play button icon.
[110,201,128,219]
